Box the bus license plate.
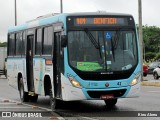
[101,94,114,100]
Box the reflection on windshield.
[68,30,138,72]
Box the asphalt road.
[0,76,160,120]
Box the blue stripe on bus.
[8,13,69,33]
[38,60,43,94]
[8,24,28,33]
[33,58,45,94]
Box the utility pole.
[138,0,143,78]
[15,0,17,26]
[60,0,63,13]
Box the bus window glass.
[22,31,26,56]
[8,34,15,56]
[68,30,138,72]
[16,32,22,56]
[48,27,53,53]
[43,26,52,55]
[35,29,42,55]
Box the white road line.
[0,98,97,120]
[0,103,18,105]
[22,103,51,111]
[80,117,99,120]
[22,104,65,120]
[148,91,160,93]
[0,107,30,109]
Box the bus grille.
[87,89,127,98]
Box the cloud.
[0,0,14,42]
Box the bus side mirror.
[61,35,67,47]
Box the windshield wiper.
[111,31,120,62]
[98,34,102,59]
[85,30,102,59]
[85,30,100,49]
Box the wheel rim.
[20,85,24,100]
[50,90,56,110]
[51,99,55,110]
[154,73,157,79]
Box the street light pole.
[15,0,17,26]
[60,0,63,13]
[138,0,143,77]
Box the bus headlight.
[130,73,141,86]
[67,75,82,88]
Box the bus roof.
[8,12,133,33]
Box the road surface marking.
[0,103,20,105]
[148,91,160,93]
[0,107,30,109]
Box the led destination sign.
[74,17,129,26]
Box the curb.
[141,81,160,87]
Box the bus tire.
[49,89,58,110]
[104,99,117,107]
[19,78,29,102]
[30,95,38,102]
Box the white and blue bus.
[7,12,141,110]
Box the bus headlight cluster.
[130,73,141,86]
[67,74,82,88]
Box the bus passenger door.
[26,35,34,92]
[53,32,62,99]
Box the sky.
[0,0,160,42]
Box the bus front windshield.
[68,30,138,72]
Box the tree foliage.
[0,42,7,47]
[140,25,160,61]
[145,52,156,62]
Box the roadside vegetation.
[141,25,160,63]
[0,42,7,47]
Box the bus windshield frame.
[66,15,138,80]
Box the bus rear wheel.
[19,78,29,102]
[104,99,117,107]
[30,95,38,102]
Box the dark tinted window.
[8,34,15,56]
[22,31,26,56]
[35,28,42,55]
[42,26,53,55]
[16,32,22,56]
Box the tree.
[0,42,7,47]
[138,25,160,61]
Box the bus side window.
[16,32,22,56]
[35,28,42,55]
[22,31,26,56]
[8,34,15,56]
[42,26,53,55]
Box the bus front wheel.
[104,99,117,107]
[49,89,58,110]
[19,78,29,102]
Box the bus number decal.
[117,82,121,86]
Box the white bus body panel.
[33,58,53,96]
[7,58,28,91]
[33,59,45,95]
[126,82,141,97]
[61,74,86,101]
